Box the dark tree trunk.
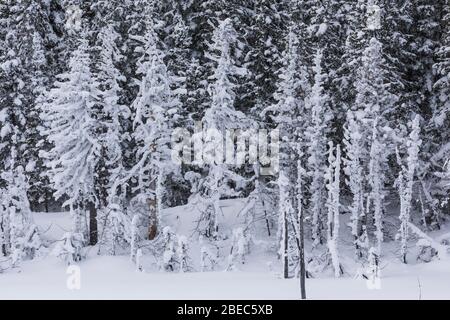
[299,209,306,299]
[283,215,289,279]
[147,173,159,240]
[44,190,49,213]
[88,202,98,245]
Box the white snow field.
[0,200,449,300]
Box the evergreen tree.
[325,142,342,277]
[305,50,330,247]
[126,20,181,240]
[40,37,100,244]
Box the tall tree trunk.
[44,190,49,213]
[88,202,98,245]
[299,209,306,299]
[283,215,289,279]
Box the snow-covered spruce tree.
[262,28,309,173]
[255,27,309,242]
[291,0,351,129]
[427,0,450,223]
[93,24,130,255]
[343,111,368,258]
[305,50,330,248]
[367,119,386,255]
[190,18,251,240]
[325,142,342,278]
[0,152,42,268]
[396,115,422,264]
[247,0,288,115]
[39,37,100,245]
[126,19,181,243]
[260,27,309,250]
[0,0,60,211]
[353,36,393,256]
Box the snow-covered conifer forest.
[0,0,450,299]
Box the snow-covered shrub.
[177,235,193,273]
[98,202,129,256]
[199,235,219,272]
[226,227,250,271]
[22,224,43,259]
[52,232,84,265]
[416,239,438,263]
[0,164,43,267]
[161,226,178,271]
[160,227,194,272]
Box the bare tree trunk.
[283,215,289,279]
[88,202,98,245]
[299,210,306,299]
[44,189,50,213]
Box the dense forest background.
[0,0,449,274]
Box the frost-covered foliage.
[396,116,422,263]
[125,19,182,241]
[1,0,449,278]
[0,156,42,268]
[305,50,329,247]
[226,227,251,271]
[52,232,84,265]
[343,111,367,258]
[325,142,342,278]
[177,235,192,273]
[161,226,178,271]
[199,235,219,272]
[277,171,296,278]
[157,226,194,272]
[188,19,252,240]
[40,38,99,210]
[98,201,129,256]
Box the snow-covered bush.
[177,235,193,273]
[367,247,380,281]
[161,226,178,271]
[199,235,219,272]
[226,227,251,271]
[0,163,43,267]
[98,202,129,256]
[52,232,84,265]
[416,239,438,263]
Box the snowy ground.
[0,202,449,300]
[0,254,449,299]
